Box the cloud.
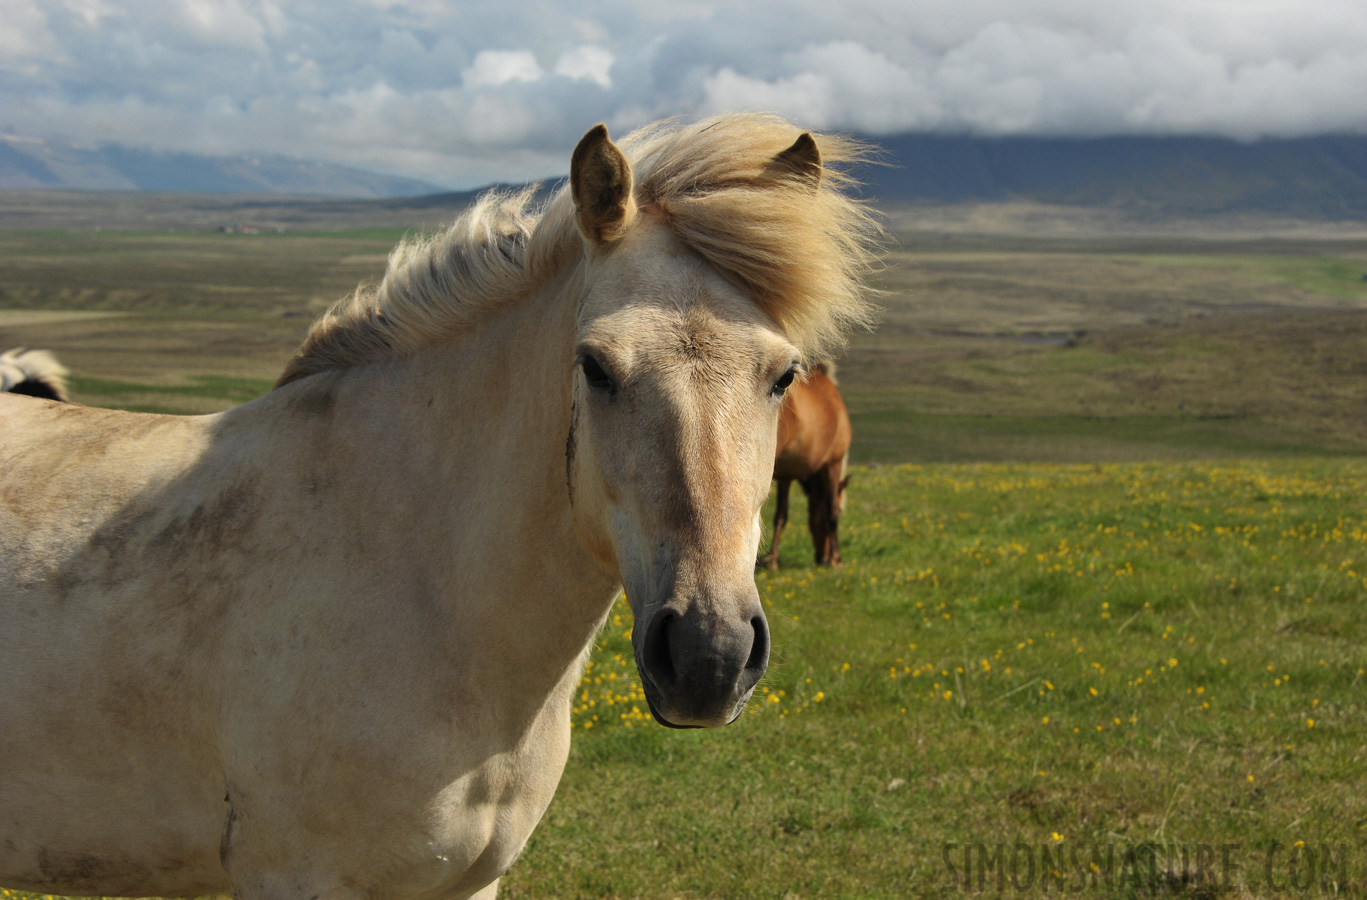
[463,50,544,88]
[170,0,271,53]
[2,0,1365,187]
[555,45,615,88]
[702,41,940,132]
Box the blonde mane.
[276,113,880,387]
[0,348,70,401]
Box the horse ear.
[766,132,822,190]
[571,124,637,245]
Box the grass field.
[3,222,1365,456]
[1,202,1365,898]
[506,458,1367,899]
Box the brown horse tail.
[809,358,837,383]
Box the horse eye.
[580,356,615,393]
[771,367,797,398]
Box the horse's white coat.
[0,115,877,900]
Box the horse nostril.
[642,610,676,688]
[740,615,770,693]
[746,616,769,671]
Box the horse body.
[1,317,604,898]
[762,363,851,567]
[0,115,876,900]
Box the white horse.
[0,347,69,401]
[0,114,877,900]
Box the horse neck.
[306,268,617,707]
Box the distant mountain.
[854,133,1367,218]
[5,130,1367,217]
[0,135,439,198]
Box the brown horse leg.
[826,510,843,566]
[762,478,792,569]
[827,468,847,566]
[806,465,847,566]
[804,472,833,565]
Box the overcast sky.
[3,0,1366,188]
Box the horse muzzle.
[634,596,770,728]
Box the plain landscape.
[1,189,1364,899]
[3,192,1366,462]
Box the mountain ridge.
[0,135,439,198]
[851,133,1367,218]
[3,131,1367,219]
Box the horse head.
[563,125,832,728]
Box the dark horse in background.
[761,361,850,568]
[0,349,69,402]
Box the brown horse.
[761,361,851,568]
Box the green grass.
[505,459,1367,899]
[67,373,275,414]
[0,229,397,315]
[1138,254,1367,301]
[837,305,1367,463]
[847,411,1363,465]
